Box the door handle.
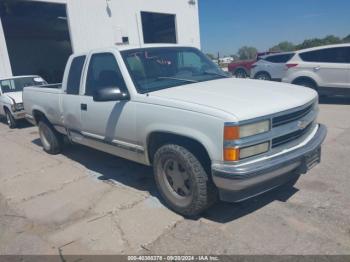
[81,103,87,111]
[313,66,321,72]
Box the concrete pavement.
[0,98,350,255]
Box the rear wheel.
[5,109,17,129]
[234,69,248,78]
[153,144,217,217]
[255,72,271,81]
[38,120,63,155]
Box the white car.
[251,52,295,81]
[282,44,350,94]
[0,75,47,128]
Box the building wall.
[66,0,200,53]
[0,18,12,78]
[0,0,200,76]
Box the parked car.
[24,45,327,217]
[283,44,350,95]
[228,51,278,78]
[251,52,295,81]
[0,75,47,128]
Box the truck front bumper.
[13,110,26,120]
[212,124,327,202]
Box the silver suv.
[283,44,350,95]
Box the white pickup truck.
[0,75,47,128]
[23,45,327,216]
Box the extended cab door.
[61,55,87,133]
[79,52,140,161]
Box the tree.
[269,41,295,52]
[343,35,350,43]
[237,46,258,60]
[295,35,342,50]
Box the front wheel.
[5,109,17,129]
[153,144,217,217]
[38,120,63,155]
[234,69,248,78]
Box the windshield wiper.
[157,77,198,83]
[203,70,230,78]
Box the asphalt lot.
[0,97,350,255]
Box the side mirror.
[93,87,129,102]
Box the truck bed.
[23,85,63,126]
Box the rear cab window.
[67,55,86,95]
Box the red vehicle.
[228,51,279,78]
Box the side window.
[265,54,294,63]
[300,47,348,63]
[345,47,350,63]
[85,53,127,96]
[67,56,86,95]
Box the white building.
[0,0,200,82]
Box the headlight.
[224,120,270,140]
[223,120,271,161]
[14,103,24,111]
[239,142,270,159]
[240,120,270,138]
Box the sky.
[199,0,350,56]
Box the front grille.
[272,122,313,148]
[272,104,313,128]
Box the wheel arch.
[146,131,212,174]
[233,67,249,75]
[32,109,49,125]
[292,76,318,88]
[254,70,271,79]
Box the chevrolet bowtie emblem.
[298,120,308,130]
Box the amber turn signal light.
[224,148,240,161]
[224,126,239,140]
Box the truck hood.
[5,91,23,104]
[150,78,317,121]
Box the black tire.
[38,120,63,155]
[234,69,248,78]
[255,72,271,81]
[5,109,17,129]
[293,78,317,90]
[153,144,217,217]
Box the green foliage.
[235,34,349,59]
[269,41,296,52]
[295,35,342,50]
[238,46,258,60]
[343,35,350,43]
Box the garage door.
[0,1,73,83]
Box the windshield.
[121,47,229,93]
[0,76,47,93]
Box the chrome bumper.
[212,124,327,202]
[13,111,26,120]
